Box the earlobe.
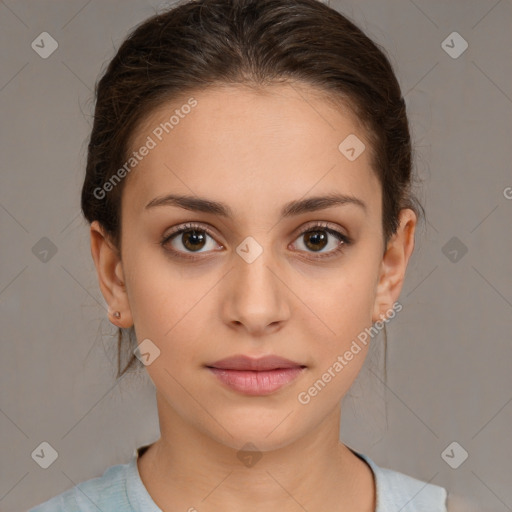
[372,209,416,323]
[90,221,133,328]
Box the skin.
[90,82,416,512]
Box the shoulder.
[27,460,132,512]
[354,451,448,512]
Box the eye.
[290,222,351,259]
[161,223,221,259]
[161,221,352,260]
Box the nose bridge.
[234,234,280,300]
[239,250,273,290]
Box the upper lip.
[207,355,305,371]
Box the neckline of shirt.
[125,444,380,512]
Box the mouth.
[205,355,306,396]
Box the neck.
[137,393,375,512]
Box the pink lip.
[206,355,306,396]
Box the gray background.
[1,0,511,510]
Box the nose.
[220,246,291,337]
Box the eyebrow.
[145,192,367,218]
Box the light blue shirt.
[28,445,448,511]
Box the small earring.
[113,311,121,319]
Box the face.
[91,82,416,452]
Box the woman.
[29,0,465,510]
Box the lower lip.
[207,367,305,395]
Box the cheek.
[123,248,218,356]
[298,261,380,355]
[292,271,378,411]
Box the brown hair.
[81,0,424,378]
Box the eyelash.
[160,221,352,261]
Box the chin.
[200,411,309,453]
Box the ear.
[372,209,417,322]
[90,220,133,328]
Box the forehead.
[122,82,381,220]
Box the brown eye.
[303,230,329,252]
[162,223,221,257]
[180,229,207,252]
[291,223,351,260]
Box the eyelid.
[291,220,351,243]
[163,221,350,242]
[162,222,222,243]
